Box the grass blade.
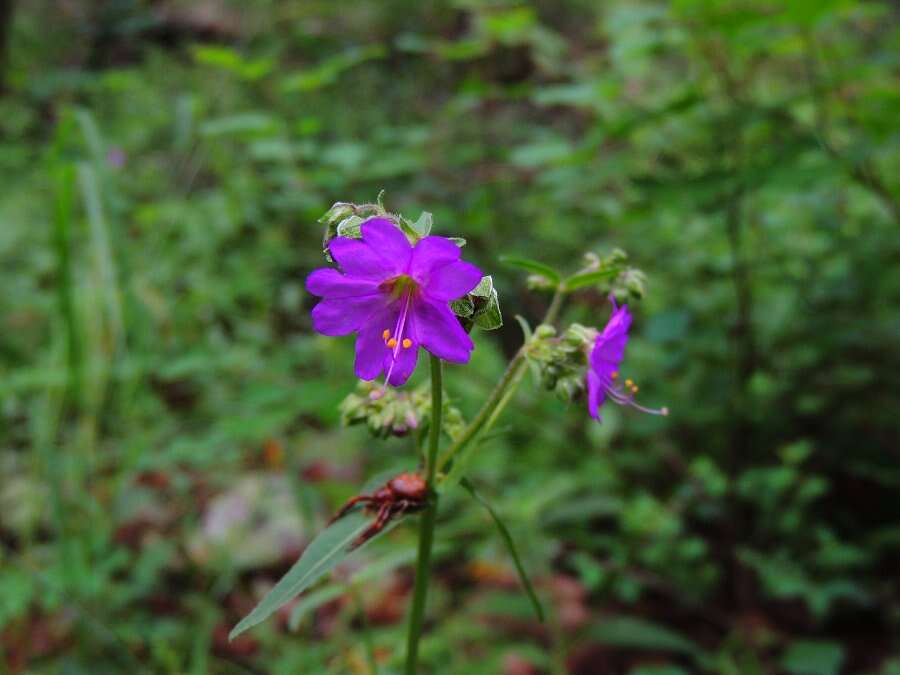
[461,478,545,622]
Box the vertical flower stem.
[404,355,443,674]
[543,286,565,326]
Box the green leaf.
[280,45,386,92]
[587,616,702,655]
[499,255,562,286]
[192,45,273,81]
[229,508,401,640]
[288,545,424,630]
[199,113,280,137]
[564,268,621,291]
[781,640,845,675]
[460,478,544,622]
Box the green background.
[1,1,898,673]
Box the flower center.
[382,274,419,302]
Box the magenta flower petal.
[424,261,483,301]
[312,294,380,336]
[413,299,474,364]
[383,339,419,386]
[354,305,395,380]
[307,268,379,298]
[590,299,631,375]
[586,370,604,420]
[329,238,397,280]
[360,217,413,268]
[385,347,418,386]
[409,236,462,281]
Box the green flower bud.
[340,381,465,440]
[525,323,597,403]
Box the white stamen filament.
[605,381,668,416]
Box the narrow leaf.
[460,478,544,622]
[288,544,444,630]
[564,268,620,291]
[587,616,702,655]
[229,509,400,640]
[499,255,562,285]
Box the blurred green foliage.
[0,0,898,673]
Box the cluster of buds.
[575,250,647,300]
[525,323,597,402]
[340,381,466,440]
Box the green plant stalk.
[436,288,564,474]
[404,355,443,674]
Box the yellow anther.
[611,371,619,379]
[382,329,391,340]
[625,378,634,387]
[632,386,639,393]
[387,338,398,348]
[402,338,412,349]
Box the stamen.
[604,382,668,417]
[402,338,412,349]
[383,329,391,340]
[611,371,618,379]
[625,378,633,388]
[387,338,398,348]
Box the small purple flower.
[106,147,126,169]
[306,217,483,387]
[586,296,668,421]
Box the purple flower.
[106,147,126,169]
[586,296,668,421]
[306,217,483,387]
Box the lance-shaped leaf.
[563,268,622,291]
[499,255,562,287]
[229,469,409,640]
[587,616,703,655]
[461,478,544,622]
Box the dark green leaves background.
[0,1,898,673]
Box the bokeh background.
[1,1,899,673]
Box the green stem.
[436,288,564,473]
[436,353,525,473]
[404,355,443,674]
[543,288,565,325]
